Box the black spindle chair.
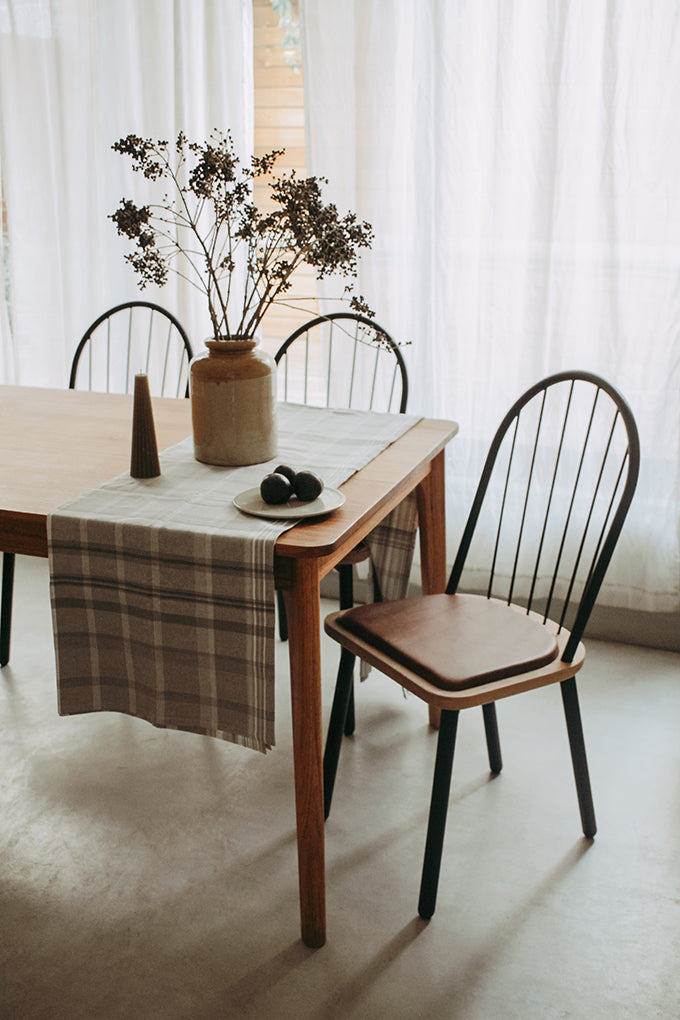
[1,302,193,668]
[68,300,193,396]
[324,370,640,919]
[275,312,409,771]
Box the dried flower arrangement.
[110,131,374,341]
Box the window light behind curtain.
[300,0,680,613]
[0,0,253,387]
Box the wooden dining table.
[0,384,458,947]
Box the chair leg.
[418,709,459,920]
[276,588,288,641]
[323,647,356,820]
[482,703,502,774]
[371,560,383,603]
[344,672,356,737]
[560,676,597,838]
[1,552,15,668]
[337,563,356,736]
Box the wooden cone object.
[130,373,161,478]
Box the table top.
[0,385,458,559]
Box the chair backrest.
[446,371,640,662]
[275,312,408,413]
[69,301,194,398]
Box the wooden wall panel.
[253,0,315,351]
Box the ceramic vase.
[190,339,277,466]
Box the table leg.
[416,449,447,728]
[282,557,326,948]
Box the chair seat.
[336,593,559,690]
[338,540,371,567]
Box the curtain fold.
[0,0,253,387]
[0,153,12,381]
[301,0,680,612]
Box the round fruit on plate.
[293,470,324,502]
[260,472,293,505]
[274,463,296,485]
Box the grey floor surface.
[1,555,679,1019]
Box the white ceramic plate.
[233,486,346,520]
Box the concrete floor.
[1,555,679,1019]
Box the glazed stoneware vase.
[190,339,278,466]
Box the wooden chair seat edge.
[338,541,371,566]
[323,608,586,710]
[333,593,561,690]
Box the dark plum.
[293,470,323,502]
[274,464,296,485]
[260,472,293,505]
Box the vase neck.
[206,338,257,353]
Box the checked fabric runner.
[48,403,421,752]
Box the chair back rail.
[69,301,194,398]
[275,312,408,414]
[446,370,640,662]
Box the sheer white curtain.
[0,0,253,387]
[0,155,11,381]
[301,0,680,613]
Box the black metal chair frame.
[68,300,194,397]
[274,311,409,760]
[275,311,409,413]
[0,552,14,667]
[1,301,193,669]
[323,370,640,919]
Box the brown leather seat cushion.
[340,593,560,690]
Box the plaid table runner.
[48,403,421,752]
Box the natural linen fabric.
[48,403,421,753]
[0,0,253,387]
[300,0,680,613]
